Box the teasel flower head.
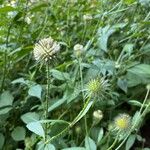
[93,110,103,125]
[33,37,60,62]
[85,77,109,99]
[73,44,84,57]
[114,113,131,131]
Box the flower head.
[73,44,84,57]
[93,110,103,125]
[114,114,131,131]
[86,77,109,98]
[33,37,60,62]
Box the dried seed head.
[33,37,60,62]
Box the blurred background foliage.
[0,0,150,149]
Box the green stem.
[78,58,88,134]
[106,135,118,150]
[139,88,150,114]
[45,60,50,141]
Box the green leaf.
[97,128,104,144]
[127,64,150,87]
[0,133,5,149]
[11,126,26,141]
[36,141,55,150]
[72,100,93,125]
[0,6,16,13]
[11,78,26,84]
[28,84,42,99]
[21,112,40,124]
[51,69,70,81]
[123,44,134,55]
[85,136,97,150]
[44,144,55,150]
[0,91,14,107]
[125,134,136,150]
[117,78,127,93]
[128,100,142,107]
[26,122,45,138]
[97,24,126,52]
[62,148,86,150]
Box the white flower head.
[73,44,84,57]
[33,37,60,62]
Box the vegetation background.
[0,0,150,149]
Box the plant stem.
[45,60,50,141]
[78,58,88,135]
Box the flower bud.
[93,110,103,125]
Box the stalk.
[45,60,50,141]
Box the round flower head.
[85,77,109,99]
[114,114,131,131]
[33,37,60,62]
[93,110,103,125]
[73,44,84,57]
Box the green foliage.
[0,0,150,149]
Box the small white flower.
[33,37,60,61]
[25,17,31,24]
[83,14,93,21]
[73,44,84,57]
[93,110,103,125]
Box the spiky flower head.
[73,44,84,57]
[86,77,109,98]
[33,37,60,62]
[114,113,131,131]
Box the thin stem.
[139,88,150,114]
[106,135,118,150]
[78,58,88,135]
[45,60,50,141]
[1,23,12,92]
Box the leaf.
[97,25,115,52]
[28,84,42,99]
[36,141,55,150]
[11,126,26,141]
[128,100,142,107]
[62,148,86,150]
[51,69,70,81]
[127,64,150,87]
[0,107,12,115]
[97,24,126,52]
[0,133,5,149]
[125,134,136,150]
[72,100,93,125]
[44,143,55,150]
[26,122,45,138]
[21,112,40,124]
[11,78,26,84]
[0,91,14,107]
[0,6,16,13]
[97,128,104,144]
[117,78,127,93]
[48,97,67,112]
[85,136,97,150]
[123,44,134,56]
